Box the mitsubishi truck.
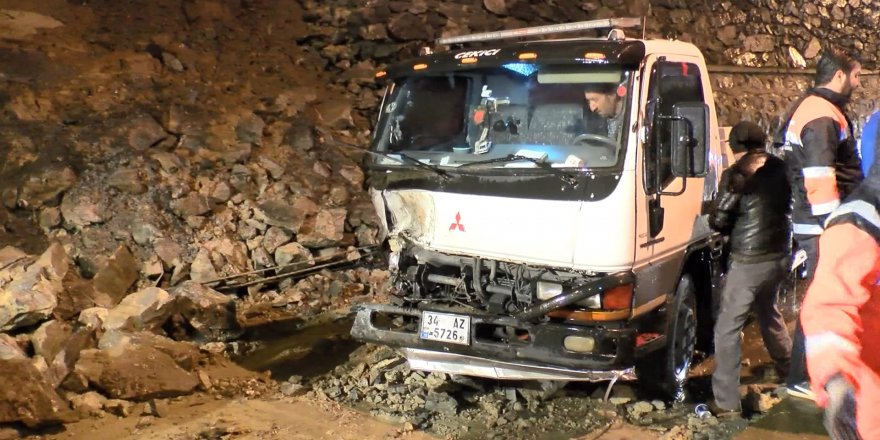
[349,18,733,400]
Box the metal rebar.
[200,245,379,285]
[216,250,378,290]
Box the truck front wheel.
[634,274,697,402]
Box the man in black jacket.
[709,121,793,416]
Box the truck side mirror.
[670,102,709,178]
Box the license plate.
[419,311,470,345]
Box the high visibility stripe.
[827,199,880,230]
[804,174,840,214]
[811,199,841,216]
[802,166,836,178]
[793,223,824,235]
[805,331,859,356]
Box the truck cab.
[350,18,731,400]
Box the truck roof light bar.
[436,17,642,46]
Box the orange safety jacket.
[779,88,863,236]
[802,188,880,440]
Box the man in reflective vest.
[776,46,864,400]
[801,161,880,439]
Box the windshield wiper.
[458,154,580,188]
[330,141,451,180]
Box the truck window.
[371,66,634,170]
[644,62,705,192]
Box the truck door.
[637,55,710,293]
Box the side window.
[644,62,705,193]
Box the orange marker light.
[460,57,478,64]
[375,70,387,78]
[413,63,428,70]
[518,52,538,60]
[583,52,606,61]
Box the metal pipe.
[515,271,634,321]
[426,273,461,286]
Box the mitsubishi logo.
[449,212,466,232]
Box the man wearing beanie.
[707,121,794,417]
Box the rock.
[127,115,168,150]
[262,226,293,253]
[274,242,313,267]
[0,243,67,331]
[39,207,62,229]
[161,52,185,72]
[76,334,200,401]
[360,24,388,40]
[190,248,219,283]
[483,0,508,15]
[235,112,265,145]
[142,255,164,278]
[132,223,162,246]
[197,370,212,390]
[69,391,107,417]
[169,282,239,341]
[0,9,63,41]
[91,245,139,306]
[171,193,211,217]
[150,152,184,173]
[32,320,73,361]
[154,238,184,267]
[78,307,109,329]
[388,13,430,41]
[339,165,365,187]
[0,246,27,269]
[315,100,354,129]
[103,399,134,417]
[258,156,285,180]
[17,166,77,208]
[0,334,26,360]
[297,208,347,248]
[803,37,822,59]
[60,191,105,227]
[46,327,98,388]
[788,46,806,68]
[256,197,318,232]
[744,384,781,413]
[0,358,73,427]
[103,287,173,332]
[210,181,232,202]
[742,34,775,53]
[107,169,147,195]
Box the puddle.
[235,315,360,381]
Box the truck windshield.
[371,64,633,170]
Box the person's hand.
[823,373,861,440]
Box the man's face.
[585,92,620,118]
[841,63,861,97]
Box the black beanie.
[729,121,767,154]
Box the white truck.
[350,18,734,400]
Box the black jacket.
[710,151,792,262]
[776,88,863,236]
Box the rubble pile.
[0,0,393,431]
[306,345,757,440]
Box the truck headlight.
[536,281,600,308]
[536,281,563,300]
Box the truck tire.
[635,274,697,402]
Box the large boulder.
[103,287,173,332]
[91,245,139,306]
[0,358,73,427]
[169,282,239,342]
[75,331,200,401]
[0,243,67,331]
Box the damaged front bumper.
[350,302,637,382]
